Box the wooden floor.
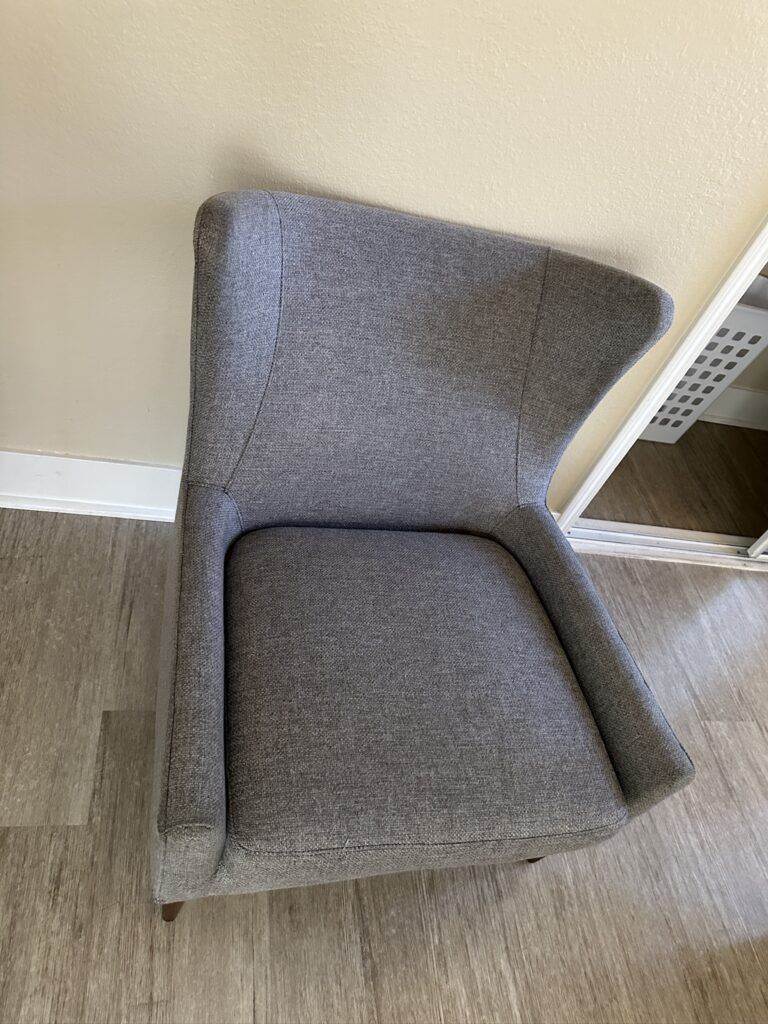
[584,420,768,537]
[1,508,768,1024]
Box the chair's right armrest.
[151,480,242,903]
[495,503,694,817]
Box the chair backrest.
[187,191,672,533]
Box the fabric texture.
[151,190,692,904]
[495,505,694,816]
[225,528,626,853]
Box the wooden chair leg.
[161,901,185,922]
[526,857,544,863]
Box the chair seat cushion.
[222,526,627,888]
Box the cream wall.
[3,0,768,512]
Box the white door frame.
[570,518,768,572]
[748,526,768,559]
[557,213,768,534]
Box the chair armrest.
[494,504,694,817]
[151,480,242,902]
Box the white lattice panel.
[641,299,768,443]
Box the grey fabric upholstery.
[151,190,693,904]
[223,528,626,882]
[495,505,694,816]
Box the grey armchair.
[151,191,693,917]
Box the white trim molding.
[557,212,768,532]
[0,450,180,522]
[699,385,768,432]
[748,526,768,559]
[570,518,768,572]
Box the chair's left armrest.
[495,504,694,817]
[151,480,242,903]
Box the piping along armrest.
[151,480,242,903]
[494,504,694,817]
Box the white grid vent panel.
[641,301,768,443]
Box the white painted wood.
[641,302,768,442]
[699,384,768,432]
[0,451,181,521]
[575,517,754,547]
[570,517,768,572]
[641,285,768,443]
[747,526,768,559]
[557,213,768,532]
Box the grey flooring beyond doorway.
[1,507,767,1024]
[584,420,768,538]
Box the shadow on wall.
[212,148,336,204]
[0,135,648,471]
[212,146,627,270]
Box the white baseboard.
[699,385,768,432]
[0,450,180,522]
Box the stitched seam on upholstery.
[160,209,206,846]
[223,487,244,532]
[227,809,629,855]
[159,822,217,835]
[488,509,630,803]
[184,479,230,496]
[158,832,168,902]
[225,190,285,493]
[510,505,694,779]
[161,477,188,839]
[491,508,692,805]
[162,478,236,833]
[513,247,551,513]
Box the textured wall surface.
[2,0,768,510]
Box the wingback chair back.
[152,192,692,914]
[188,192,672,532]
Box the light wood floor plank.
[353,871,448,1024]
[418,865,526,1023]
[0,510,167,825]
[584,420,768,537]
[264,881,378,1024]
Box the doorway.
[561,226,768,570]
[583,270,768,538]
